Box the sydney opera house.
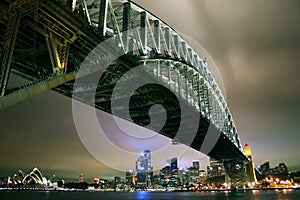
[8,167,47,185]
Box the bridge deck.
[0,0,248,162]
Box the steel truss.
[0,0,248,185]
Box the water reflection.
[0,190,300,200]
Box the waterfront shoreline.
[0,187,299,193]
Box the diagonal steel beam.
[46,31,70,74]
[122,2,131,53]
[0,13,21,97]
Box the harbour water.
[0,189,299,200]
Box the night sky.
[1,0,300,181]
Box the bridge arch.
[0,0,246,169]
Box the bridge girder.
[0,0,247,176]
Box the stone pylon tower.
[244,144,257,185]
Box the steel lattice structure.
[0,0,251,185]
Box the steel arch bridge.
[0,0,253,187]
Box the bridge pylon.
[244,144,257,186]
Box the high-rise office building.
[273,163,289,179]
[277,163,288,175]
[126,170,135,186]
[171,158,178,178]
[207,159,224,178]
[258,160,270,176]
[159,158,179,187]
[160,163,171,186]
[192,161,200,170]
[199,169,207,182]
[170,157,179,186]
[135,150,153,187]
[180,167,189,186]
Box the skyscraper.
[274,162,289,179]
[193,161,200,170]
[207,159,224,178]
[171,157,178,177]
[258,160,270,175]
[170,157,178,186]
[160,163,171,186]
[135,150,153,188]
[126,170,135,187]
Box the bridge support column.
[177,70,181,97]
[184,66,189,100]
[66,0,76,11]
[173,35,179,58]
[122,2,131,53]
[98,0,108,36]
[181,41,187,61]
[244,144,257,186]
[198,77,205,115]
[0,13,21,97]
[78,0,91,24]
[223,160,247,189]
[153,20,160,53]
[188,48,193,65]
[156,60,161,81]
[164,27,170,55]
[203,84,210,119]
[128,38,134,55]
[245,160,256,187]
[167,62,172,89]
[140,11,147,54]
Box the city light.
[0,152,299,192]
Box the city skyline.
[1,150,296,185]
[1,0,300,181]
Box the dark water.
[0,190,299,200]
